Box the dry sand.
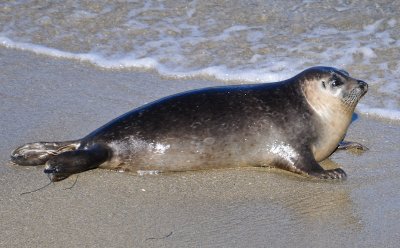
[1,48,399,247]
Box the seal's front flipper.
[337,140,368,151]
[307,167,347,179]
[11,141,79,166]
[291,152,347,180]
[44,144,111,182]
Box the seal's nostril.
[357,80,368,90]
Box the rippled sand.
[1,49,399,247]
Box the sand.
[1,48,399,247]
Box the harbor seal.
[11,66,368,182]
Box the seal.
[11,66,368,182]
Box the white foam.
[1,36,291,83]
[0,36,79,60]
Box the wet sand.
[1,48,399,247]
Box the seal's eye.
[331,80,343,87]
[331,75,344,87]
[322,81,326,88]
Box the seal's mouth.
[342,80,368,109]
[358,80,368,97]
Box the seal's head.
[300,66,368,118]
[299,66,368,161]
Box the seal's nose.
[357,80,368,91]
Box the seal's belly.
[99,135,276,172]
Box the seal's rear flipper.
[11,141,79,166]
[44,144,111,182]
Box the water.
[0,0,399,119]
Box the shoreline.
[1,48,399,247]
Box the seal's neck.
[302,83,354,161]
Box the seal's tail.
[11,141,80,166]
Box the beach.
[1,48,399,247]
